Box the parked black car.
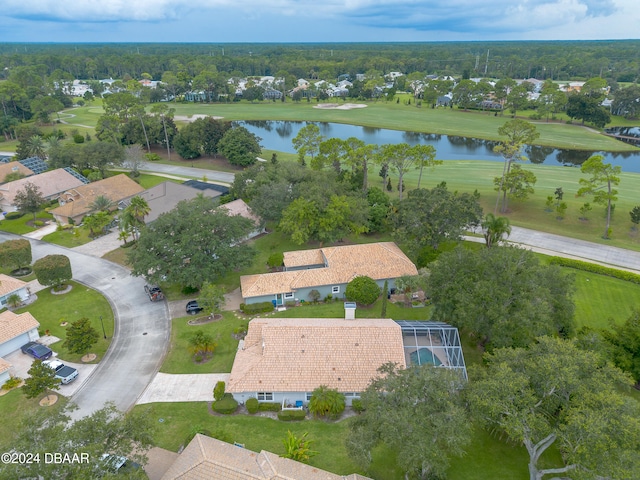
[21,342,53,360]
[186,300,203,315]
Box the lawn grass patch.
[41,226,92,248]
[0,208,54,235]
[14,281,114,363]
[160,312,245,374]
[0,389,68,451]
[571,270,640,329]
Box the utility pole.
[484,50,490,76]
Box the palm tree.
[482,213,512,248]
[26,135,47,159]
[89,195,114,213]
[308,385,345,418]
[123,195,150,241]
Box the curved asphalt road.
[139,161,235,184]
[0,232,170,420]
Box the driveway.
[0,232,170,420]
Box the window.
[306,392,313,401]
[284,292,294,300]
[257,392,273,401]
[332,286,340,294]
[343,392,360,398]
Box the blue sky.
[1,0,638,42]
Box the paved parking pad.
[4,349,97,397]
[137,373,230,404]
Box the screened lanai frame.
[395,321,467,380]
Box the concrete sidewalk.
[137,373,230,404]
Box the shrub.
[1,376,22,391]
[246,397,259,414]
[33,254,72,288]
[308,385,345,419]
[285,300,296,307]
[73,133,85,144]
[351,399,365,414]
[278,410,307,421]
[308,290,321,303]
[182,285,199,295]
[257,402,281,412]
[345,275,381,306]
[212,393,238,414]
[549,257,640,284]
[241,301,274,315]
[267,252,284,269]
[34,220,44,227]
[145,153,161,162]
[213,381,226,401]
[4,212,24,220]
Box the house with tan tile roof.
[0,168,86,213]
[161,433,372,480]
[227,317,406,407]
[50,174,145,225]
[0,161,34,184]
[240,242,417,306]
[0,310,40,387]
[0,274,30,309]
[0,357,11,389]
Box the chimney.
[344,302,356,320]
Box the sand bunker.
[313,103,368,110]
[174,114,224,122]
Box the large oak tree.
[466,337,640,480]
[127,196,255,288]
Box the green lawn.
[41,226,93,248]
[160,312,246,374]
[14,281,114,363]
[0,389,67,451]
[0,209,54,235]
[572,270,640,329]
[132,400,552,480]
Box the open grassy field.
[14,281,115,363]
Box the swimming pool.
[409,348,442,366]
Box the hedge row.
[277,410,306,421]
[549,257,640,284]
[240,301,274,315]
[257,402,281,412]
[246,397,259,414]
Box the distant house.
[0,274,30,309]
[240,242,417,306]
[0,162,34,184]
[50,174,144,225]
[227,317,406,407]
[0,168,86,213]
[262,87,283,100]
[218,199,265,240]
[478,100,503,110]
[436,95,452,107]
[161,434,372,480]
[135,181,223,224]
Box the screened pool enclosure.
[396,321,467,380]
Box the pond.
[237,120,640,173]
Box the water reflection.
[236,121,640,173]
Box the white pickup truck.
[44,359,79,384]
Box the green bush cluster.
[246,397,259,414]
[278,410,306,421]
[4,212,24,220]
[267,252,284,268]
[1,377,22,390]
[351,399,364,414]
[549,257,640,284]
[345,275,381,306]
[213,381,226,402]
[240,302,274,315]
[257,402,281,412]
[212,393,238,414]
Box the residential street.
[139,161,235,184]
[0,232,170,420]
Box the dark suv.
[186,300,203,315]
[21,342,53,360]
